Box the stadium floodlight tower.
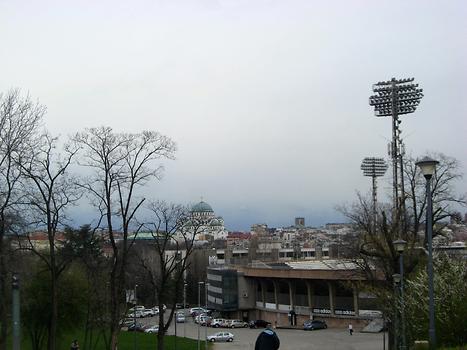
[369,78,423,213]
[361,157,388,234]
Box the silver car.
[229,319,249,328]
[207,331,234,342]
[176,312,186,323]
[144,325,159,333]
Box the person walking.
[255,324,280,350]
[348,323,353,336]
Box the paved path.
[142,311,387,350]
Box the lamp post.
[205,282,210,350]
[175,301,178,350]
[197,281,204,350]
[134,283,138,350]
[393,273,401,350]
[416,156,439,349]
[393,239,407,350]
[183,282,187,338]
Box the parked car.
[120,318,135,327]
[249,319,270,328]
[220,319,231,328]
[195,315,211,326]
[142,308,156,317]
[127,322,146,332]
[210,319,226,328]
[190,307,207,316]
[200,316,212,326]
[144,325,159,334]
[128,305,145,313]
[303,319,327,330]
[229,319,249,328]
[176,312,186,323]
[207,332,234,342]
[127,310,145,318]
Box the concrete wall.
[237,272,256,310]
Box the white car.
[207,332,234,342]
[210,319,226,328]
[142,309,156,317]
[194,314,206,324]
[128,305,145,314]
[190,307,207,316]
[144,325,159,334]
[127,310,145,318]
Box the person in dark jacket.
[255,324,280,350]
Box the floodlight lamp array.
[369,78,423,117]
[361,157,388,177]
[374,77,415,86]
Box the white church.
[179,200,228,242]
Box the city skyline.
[1,0,466,231]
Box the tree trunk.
[110,264,120,350]
[0,242,6,350]
[388,321,395,350]
[47,265,58,350]
[157,327,165,350]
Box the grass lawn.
[117,333,209,350]
[11,331,209,350]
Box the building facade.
[207,260,381,328]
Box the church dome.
[210,218,221,226]
[192,201,214,213]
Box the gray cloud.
[1,0,466,230]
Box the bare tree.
[0,90,43,350]
[61,225,111,350]
[338,153,466,349]
[18,134,80,350]
[74,127,176,350]
[137,201,203,350]
[404,152,466,243]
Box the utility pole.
[361,157,388,234]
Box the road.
[139,311,387,350]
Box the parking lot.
[137,311,387,350]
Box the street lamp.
[392,273,401,350]
[205,282,210,350]
[134,283,138,350]
[183,282,187,338]
[393,239,407,350]
[416,156,439,349]
[197,281,204,350]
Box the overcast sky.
[1,0,466,231]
